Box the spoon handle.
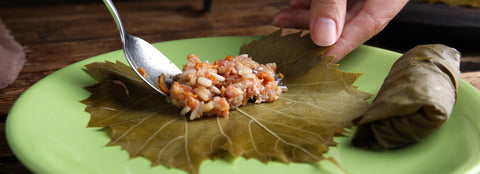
[103,0,127,42]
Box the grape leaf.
[81,30,371,174]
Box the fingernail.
[312,17,337,46]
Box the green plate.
[6,36,480,174]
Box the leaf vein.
[248,120,266,159]
[237,108,322,161]
[155,136,185,164]
[183,116,195,174]
[95,93,157,124]
[135,117,181,156]
[109,113,154,145]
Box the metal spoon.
[103,0,181,96]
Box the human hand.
[272,0,408,62]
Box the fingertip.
[272,9,311,29]
[289,0,311,9]
[311,17,337,47]
[272,10,296,28]
[324,38,353,63]
[331,55,342,63]
[271,12,282,26]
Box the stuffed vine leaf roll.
[351,44,461,149]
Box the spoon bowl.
[103,0,181,96]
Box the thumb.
[309,0,347,47]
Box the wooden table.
[1,0,479,173]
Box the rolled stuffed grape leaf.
[81,30,371,174]
[351,44,461,149]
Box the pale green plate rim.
[6,36,480,174]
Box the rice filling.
[162,54,286,120]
